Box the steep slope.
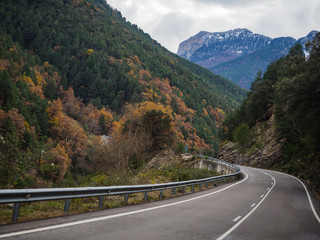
[221,34,320,189]
[0,0,246,147]
[178,29,318,89]
[210,37,296,89]
[0,0,246,188]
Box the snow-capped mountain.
[177,29,318,89]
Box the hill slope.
[0,0,246,188]
[221,35,320,189]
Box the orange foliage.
[208,106,226,126]
[176,97,188,115]
[202,108,208,116]
[30,85,45,99]
[125,101,173,121]
[138,69,151,84]
[51,143,71,183]
[0,59,10,70]
[62,87,84,119]
[131,55,141,65]
[47,98,88,169]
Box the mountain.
[177,29,319,89]
[0,0,246,188]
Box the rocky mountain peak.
[177,29,319,89]
[177,28,271,69]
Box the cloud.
[192,0,263,7]
[149,12,195,52]
[106,0,320,52]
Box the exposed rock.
[177,29,319,89]
[218,115,284,168]
[144,148,181,170]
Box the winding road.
[1,166,320,240]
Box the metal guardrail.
[0,156,241,223]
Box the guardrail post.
[99,196,104,208]
[144,192,148,201]
[199,183,202,191]
[172,188,176,195]
[159,190,163,199]
[206,182,208,188]
[191,184,194,193]
[12,203,20,223]
[64,199,70,213]
[124,194,129,205]
[182,186,185,193]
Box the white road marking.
[251,203,256,208]
[0,172,249,239]
[217,170,276,240]
[261,194,264,198]
[267,188,270,191]
[233,216,241,222]
[277,171,320,224]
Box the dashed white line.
[217,170,276,240]
[251,203,256,208]
[267,188,270,191]
[260,194,264,198]
[233,216,241,222]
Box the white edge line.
[288,175,320,224]
[264,169,320,224]
[0,172,249,239]
[216,170,276,240]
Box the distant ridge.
[177,29,319,89]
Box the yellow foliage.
[86,49,94,55]
[100,107,113,123]
[130,101,173,120]
[22,75,34,86]
[201,99,207,105]
[165,93,172,105]
[35,74,45,86]
[49,116,59,126]
[24,121,30,131]
[44,61,50,68]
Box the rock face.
[218,115,284,168]
[178,28,273,69]
[144,149,196,170]
[177,29,319,89]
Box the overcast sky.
[107,0,320,53]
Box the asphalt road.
[1,166,320,240]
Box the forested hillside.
[0,0,246,188]
[223,34,320,188]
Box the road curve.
[1,166,320,240]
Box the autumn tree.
[47,99,88,172]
